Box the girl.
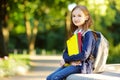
[47,5,95,80]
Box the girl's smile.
[72,8,88,28]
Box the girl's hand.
[71,62,78,66]
[70,61,81,66]
[60,59,65,66]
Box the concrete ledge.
[66,73,120,80]
[66,64,120,80]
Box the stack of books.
[67,32,82,56]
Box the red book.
[77,32,82,52]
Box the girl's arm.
[63,47,72,63]
[69,31,95,61]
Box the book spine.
[77,32,82,53]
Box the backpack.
[84,30,109,73]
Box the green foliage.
[9,34,28,50]
[12,25,26,34]
[107,43,120,63]
[5,0,120,63]
[36,25,66,51]
[46,27,66,50]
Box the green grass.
[107,44,120,64]
[9,54,30,65]
[0,54,30,77]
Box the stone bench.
[66,64,120,80]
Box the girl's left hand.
[71,62,78,66]
[60,59,65,66]
[70,61,81,66]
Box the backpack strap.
[92,31,98,40]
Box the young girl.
[47,5,95,80]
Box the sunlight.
[94,0,105,4]
[99,5,107,16]
[89,0,107,16]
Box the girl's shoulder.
[82,29,93,36]
[82,29,96,42]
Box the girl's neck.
[77,26,82,30]
[75,27,83,33]
[77,26,82,31]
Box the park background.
[0,0,120,78]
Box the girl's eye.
[72,15,75,17]
[78,15,81,17]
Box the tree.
[0,0,8,59]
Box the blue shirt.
[63,31,95,73]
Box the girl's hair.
[68,5,93,38]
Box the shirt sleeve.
[68,31,95,61]
[63,47,71,63]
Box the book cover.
[67,33,82,56]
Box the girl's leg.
[47,66,64,80]
[50,65,82,80]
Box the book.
[67,32,82,56]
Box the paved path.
[1,55,62,80]
[1,55,120,80]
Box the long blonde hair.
[68,5,93,38]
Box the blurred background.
[0,0,120,66]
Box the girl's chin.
[75,24,82,26]
[74,23,84,26]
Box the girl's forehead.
[73,8,81,12]
[72,8,83,14]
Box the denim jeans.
[46,65,82,80]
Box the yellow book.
[67,34,79,56]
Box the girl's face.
[72,8,88,27]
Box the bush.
[0,54,30,77]
[107,43,120,63]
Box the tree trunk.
[24,0,38,55]
[24,16,39,55]
[65,11,71,39]
[0,0,8,58]
[29,19,38,55]
[24,13,32,54]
